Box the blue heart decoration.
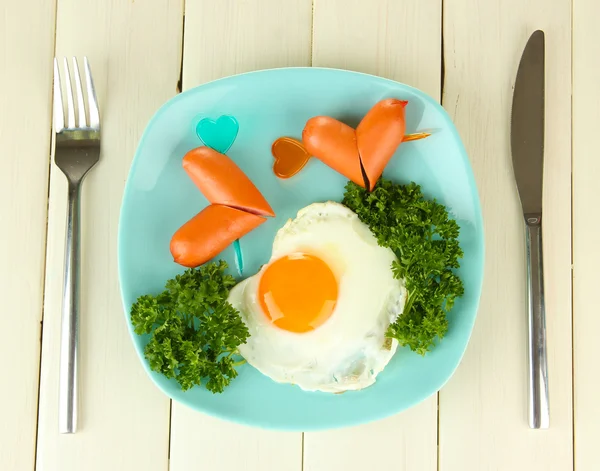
[196,115,239,153]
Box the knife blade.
[510,29,549,429]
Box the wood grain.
[0,1,55,470]
[1,0,586,469]
[35,0,183,469]
[439,1,573,470]
[168,1,312,470]
[170,412,301,471]
[306,2,441,470]
[304,400,437,471]
[183,0,313,85]
[573,0,600,469]
[312,0,441,95]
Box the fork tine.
[62,58,76,129]
[71,58,87,128]
[53,58,65,132]
[84,57,100,130]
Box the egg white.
[227,202,406,393]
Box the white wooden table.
[1,0,597,470]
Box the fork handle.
[59,181,81,434]
[525,218,549,429]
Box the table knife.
[510,29,549,429]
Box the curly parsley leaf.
[130,261,249,393]
[342,178,464,354]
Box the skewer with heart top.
[272,99,432,189]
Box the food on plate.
[271,137,311,179]
[300,98,410,189]
[130,261,248,393]
[132,98,464,395]
[170,204,266,268]
[273,130,431,181]
[356,99,407,190]
[302,116,365,187]
[132,179,463,393]
[227,202,406,392]
[343,178,464,354]
[170,146,275,268]
[183,146,274,217]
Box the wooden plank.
[0,1,55,469]
[35,0,183,469]
[304,401,437,471]
[573,0,600,469]
[305,2,441,470]
[312,0,442,95]
[170,412,302,471]
[182,0,313,85]
[168,1,311,470]
[439,1,573,470]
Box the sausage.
[170,204,266,268]
[183,147,275,217]
[356,99,407,190]
[302,116,366,188]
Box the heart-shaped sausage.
[272,130,430,182]
[183,147,274,217]
[357,99,407,190]
[196,115,239,154]
[271,137,311,179]
[300,99,408,189]
[171,147,274,268]
[171,204,265,268]
[302,116,365,187]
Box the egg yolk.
[258,253,338,333]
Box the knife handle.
[525,216,549,429]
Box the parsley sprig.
[342,178,464,354]
[130,261,249,393]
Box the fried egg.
[227,202,406,393]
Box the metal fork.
[53,57,101,434]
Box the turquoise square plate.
[118,67,484,431]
